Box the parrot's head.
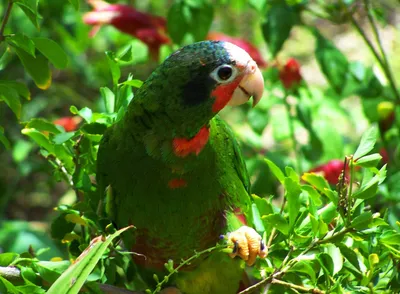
[129,41,264,141]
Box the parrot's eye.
[210,64,238,84]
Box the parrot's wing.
[211,116,253,231]
[213,115,251,194]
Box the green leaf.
[0,276,19,294]
[262,213,289,235]
[0,80,30,100]
[249,0,266,11]
[265,159,285,183]
[302,172,338,204]
[338,244,361,271]
[73,168,92,192]
[354,153,382,168]
[167,2,188,44]
[53,132,75,145]
[251,194,274,217]
[100,87,115,114]
[121,79,143,88]
[71,106,92,123]
[117,45,133,62]
[248,107,269,135]
[14,0,41,29]
[47,226,134,294]
[353,125,378,160]
[0,253,18,266]
[0,84,21,118]
[313,29,349,94]
[301,185,322,206]
[288,260,316,283]
[251,203,266,233]
[323,244,343,275]
[380,230,400,245]
[50,213,76,240]
[0,126,11,149]
[68,0,80,10]
[34,261,71,283]
[353,177,379,200]
[6,33,35,56]
[21,128,54,153]
[351,212,373,229]
[32,38,69,69]
[25,118,62,134]
[284,177,302,228]
[261,2,299,57]
[105,51,121,86]
[190,3,214,41]
[14,48,51,90]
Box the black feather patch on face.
[182,73,217,106]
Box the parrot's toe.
[227,226,267,266]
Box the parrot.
[96,40,266,294]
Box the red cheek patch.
[168,178,187,189]
[172,126,210,157]
[211,78,242,113]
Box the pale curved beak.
[228,60,264,107]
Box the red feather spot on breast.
[172,126,210,157]
[168,178,187,189]
[211,78,242,113]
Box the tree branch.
[271,278,325,293]
[0,1,13,42]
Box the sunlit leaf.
[6,33,35,56]
[47,226,133,294]
[32,38,69,69]
[353,125,378,160]
[14,48,51,90]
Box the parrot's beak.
[228,60,264,108]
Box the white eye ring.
[210,64,238,84]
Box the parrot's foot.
[227,226,267,266]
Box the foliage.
[0,0,399,293]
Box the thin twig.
[266,198,286,251]
[0,1,13,42]
[283,93,302,173]
[363,0,400,103]
[351,14,400,102]
[271,278,325,293]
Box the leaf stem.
[350,12,400,102]
[346,156,355,225]
[0,1,13,42]
[266,197,286,252]
[271,278,325,293]
[283,93,302,173]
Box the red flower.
[83,0,170,59]
[84,1,266,65]
[379,148,389,164]
[206,32,267,68]
[54,116,82,132]
[309,159,348,185]
[279,58,302,89]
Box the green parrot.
[96,40,266,294]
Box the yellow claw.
[228,226,267,266]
